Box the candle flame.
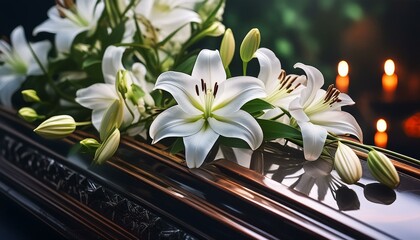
[384,59,395,76]
[377,119,387,132]
[338,60,349,77]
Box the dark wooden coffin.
[0,107,419,239]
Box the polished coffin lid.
[0,107,419,239]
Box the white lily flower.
[133,0,202,43]
[0,26,51,107]
[149,49,266,168]
[75,46,154,132]
[289,63,363,161]
[33,0,105,54]
[254,48,305,122]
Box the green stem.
[27,44,75,103]
[334,136,420,165]
[243,61,248,76]
[225,67,231,79]
[75,121,92,127]
[123,98,136,120]
[372,145,420,165]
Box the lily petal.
[75,83,118,109]
[91,108,107,130]
[191,49,226,88]
[55,28,86,53]
[212,76,266,113]
[152,8,201,31]
[255,48,282,93]
[134,0,154,18]
[78,0,102,23]
[11,26,31,62]
[330,92,355,110]
[27,41,51,75]
[310,111,363,142]
[154,71,202,115]
[209,110,263,150]
[299,121,328,161]
[294,63,324,108]
[102,46,125,84]
[0,75,25,107]
[289,97,310,122]
[184,126,219,168]
[149,106,204,143]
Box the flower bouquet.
[2,0,418,190]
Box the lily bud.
[116,70,129,95]
[99,99,124,141]
[334,142,362,184]
[21,89,41,102]
[18,107,43,122]
[34,115,76,139]
[80,138,101,150]
[94,128,120,164]
[220,28,235,68]
[367,150,400,189]
[240,28,261,63]
[203,22,226,37]
[127,84,145,106]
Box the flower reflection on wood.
[214,142,398,212]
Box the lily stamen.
[213,82,219,97]
[56,0,75,18]
[278,70,300,92]
[195,85,200,96]
[323,84,341,105]
[201,78,205,91]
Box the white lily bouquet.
[0,0,415,189]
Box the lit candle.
[374,118,388,148]
[382,59,398,100]
[336,60,349,93]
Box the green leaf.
[156,22,191,48]
[174,55,197,74]
[127,84,146,105]
[200,0,225,27]
[219,136,250,149]
[116,43,151,50]
[151,90,163,107]
[82,58,101,70]
[105,20,126,45]
[257,119,302,141]
[170,138,185,154]
[241,98,273,114]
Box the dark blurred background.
[222,0,420,159]
[1,0,419,160]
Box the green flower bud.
[116,70,129,95]
[94,128,120,164]
[367,150,400,189]
[99,99,124,141]
[127,84,145,106]
[334,142,362,184]
[220,28,235,68]
[203,22,226,37]
[18,107,43,122]
[80,138,101,150]
[21,89,41,102]
[240,28,261,63]
[34,115,76,139]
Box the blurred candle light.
[336,60,349,93]
[382,59,398,101]
[375,118,388,148]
